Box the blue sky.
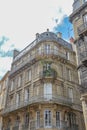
[53,16,74,40]
[0,0,74,79]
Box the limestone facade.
[70,0,87,129]
[2,31,85,130]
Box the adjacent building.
[0,71,9,130]
[2,30,85,130]
[70,0,87,129]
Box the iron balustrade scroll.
[3,94,72,114]
[78,22,87,35]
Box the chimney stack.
[69,37,75,44]
[47,28,49,32]
[36,33,39,39]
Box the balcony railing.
[10,49,67,75]
[80,81,87,93]
[78,22,87,35]
[3,94,72,114]
[21,123,29,130]
[80,51,87,66]
[4,128,10,130]
[5,120,78,130]
[12,126,19,130]
[40,69,57,79]
[30,120,78,130]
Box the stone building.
[0,71,9,130]
[70,0,87,129]
[2,30,85,130]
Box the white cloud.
[0,57,12,79]
[0,0,73,48]
[0,0,73,78]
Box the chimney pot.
[47,28,49,32]
[57,32,62,38]
[36,33,39,38]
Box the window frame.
[44,110,52,128]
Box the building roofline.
[70,2,87,22]
[0,71,10,81]
[12,31,72,63]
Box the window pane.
[56,112,60,127]
[44,83,52,99]
[44,110,51,127]
[25,88,29,101]
[36,112,40,128]
[68,88,73,101]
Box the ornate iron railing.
[80,51,87,61]
[40,69,57,79]
[10,49,67,75]
[78,22,87,35]
[4,120,78,130]
[12,126,19,130]
[3,94,72,114]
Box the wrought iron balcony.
[22,123,29,130]
[29,120,78,130]
[80,81,87,93]
[10,49,67,76]
[80,51,87,66]
[12,125,19,130]
[3,94,72,114]
[40,69,57,79]
[4,128,10,130]
[4,121,78,130]
[78,22,87,36]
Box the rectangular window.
[10,80,14,91]
[26,70,31,82]
[36,111,40,128]
[54,46,58,55]
[83,13,87,23]
[25,113,29,125]
[43,63,51,71]
[25,88,29,102]
[38,46,42,54]
[44,45,51,54]
[18,75,22,87]
[56,112,60,127]
[66,68,71,81]
[59,64,63,78]
[66,52,70,60]
[44,110,51,127]
[28,70,31,81]
[68,88,73,102]
[16,93,20,107]
[44,83,52,100]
